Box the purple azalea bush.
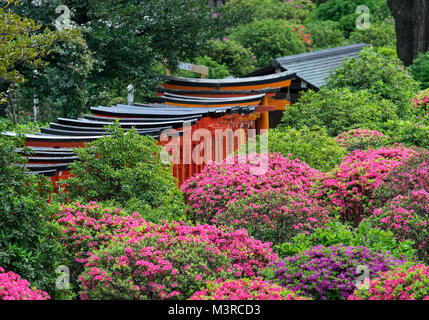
[273,244,405,300]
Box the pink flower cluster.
[182,152,319,222]
[189,278,310,300]
[335,129,387,151]
[219,189,332,243]
[365,190,429,263]
[0,267,50,300]
[349,264,429,300]
[55,202,279,299]
[55,202,150,267]
[78,220,278,300]
[375,151,429,204]
[411,89,429,119]
[55,202,278,277]
[314,147,417,225]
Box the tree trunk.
[387,0,429,66]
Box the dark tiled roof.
[271,43,368,89]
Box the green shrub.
[304,21,346,50]
[62,123,185,223]
[382,120,429,149]
[311,0,391,24]
[280,88,398,137]
[0,123,63,296]
[410,50,429,90]
[349,21,396,48]
[230,19,306,66]
[326,48,420,117]
[207,39,257,77]
[275,220,417,262]
[225,0,314,24]
[240,126,346,171]
[80,235,236,300]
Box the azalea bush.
[63,123,185,223]
[78,219,278,300]
[349,264,429,300]
[0,267,50,300]
[382,120,429,149]
[276,220,417,262]
[364,191,429,264]
[182,152,319,222]
[410,89,429,121]
[53,202,278,299]
[239,126,346,172]
[51,202,149,292]
[80,236,238,300]
[280,88,398,137]
[374,151,429,205]
[271,244,405,300]
[218,189,332,244]
[189,278,310,300]
[335,129,387,152]
[267,126,347,172]
[313,147,416,225]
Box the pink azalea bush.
[182,152,319,223]
[313,146,417,225]
[53,202,150,286]
[364,191,429,263]
[374,151,429,205]
[219,189,332,244]
[273,244,405,300]
[348,264,429,300]
[79,221,278,300]
[411,89,429,121]
[0,267,50,300]
[189,278,310,300]
[55,202,278,299]
[336,129,387,152]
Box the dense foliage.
[348,21,396,48]
[63,124,185,222]
[207,39,257,77]
[230,19,307,66]
[0,124,61,294]
[410,51,429,90]
[268,126,346,172]
[326,48,420,117]
[276,220,417,262]
[304,21,346,50]
[281,88,398,137]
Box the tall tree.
[387,0,429,66]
